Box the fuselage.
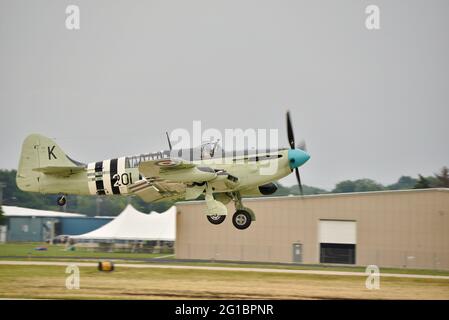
[37,148,295,197]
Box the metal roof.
[177,188,449,205]
[2,206,86,218]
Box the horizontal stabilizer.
[33,166,85,175]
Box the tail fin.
[16,134,84,192]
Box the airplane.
[16,112,310,230]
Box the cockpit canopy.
[200,140,222,160]
[125,138,286,168]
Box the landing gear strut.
[207,215,226,225]
[204,183,227,225]
[57,195,66,206]
[230,192,254,230]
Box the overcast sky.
[1,0,448,190]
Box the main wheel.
[57,195,66,206]
[232,210,252,230]
[207,215,226,225]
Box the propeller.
[295,166,303,196]
[286,111,308,196]
[298,139,307,152]
[286,111,295,149]
[165,132,172,151]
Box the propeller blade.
[295,168,303,195]
[286,111,295,149]
[298,139,307,152]
[165,132,172,151]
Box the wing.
[131,158,217,203]
[127,178,187,203]
[138,158,217,183]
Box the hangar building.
[3,206,112,242]
[175,188,449,270]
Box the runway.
[1,260,448,280]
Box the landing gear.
[207,215,226,225]
[230,191,254,230]
[232,210,252,230]
[203,189,255,230]
[57,195,66,206]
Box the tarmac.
[1,260,448,280]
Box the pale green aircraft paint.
[16,118,310,230]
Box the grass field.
[0,242,172,260]
[1,264,448,299]
[1,243,449,299]
[1,243,449,277]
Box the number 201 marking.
[113,173,133,187]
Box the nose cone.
[288,149,310,169]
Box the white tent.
[3,206,86,218]
[71,204,176,241]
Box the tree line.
[0,169,171,217]
[273,166,449,196]
[0,167,448,218]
